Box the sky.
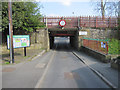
[38,0,119,17]
[40,1,98,17]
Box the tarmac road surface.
[35,37,110,88]
[2,37,113,88]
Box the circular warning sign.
[59,20,66,27]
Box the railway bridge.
[41,16,118,49]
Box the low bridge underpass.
[41,16,118,49]
[48,28,79,49]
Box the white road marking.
[35,45,57,88]
[32,50,45,61]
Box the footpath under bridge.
[41,16,118,48]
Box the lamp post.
[45,15,47,28]
[8,0,14,63]
[118,1,120,26]
[72,12,74,16]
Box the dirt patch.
[2,44,45,65]
[2,67,16,72]
[64,72,80,79]
[61,56,68,59]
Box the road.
[2,37,116,88]
[35,37,109,88]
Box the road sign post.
[24,47,26,56]
[8,0,14,63]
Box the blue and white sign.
[103,43,106,48]
[101,42,104,48]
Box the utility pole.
[118,1,120,26]
[8,0,14,63]
[46,16,47,28]
[118,1,120,18]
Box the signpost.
[7,35,30,56]
[79,31,87,35]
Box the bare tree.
[101,0,106,20]
[118,1,120,17]
[106,1,119,17]
[93,0,119,18]
[93,0,107,20]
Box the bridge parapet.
[42,16,118,29]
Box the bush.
[117,56,120,59]
[108,38,120,54]
[2,2,45,43]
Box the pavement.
[1,37,119,89]
[73,50,119,88]
[1,49,50,88]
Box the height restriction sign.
[59,19,66,27]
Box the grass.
[26,54,39,62]
[2,44,46,65]
[108,38,120,55]
[5,62,9,64]
[1,59,21,65]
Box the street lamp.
[72,12,74,16]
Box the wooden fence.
[42,16,118,28]
[82,38,109,54]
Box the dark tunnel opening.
[49,36,77,50]
[48,29,78,50]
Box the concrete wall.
[70,31,80,49]
[0,31,2,45]
[49,36,54,49]
[81,46,110,63]
[30,28,50,51]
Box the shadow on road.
[71,67,114,88]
